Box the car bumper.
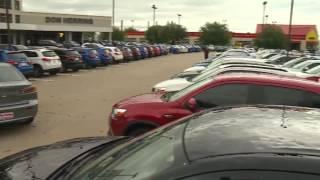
[64,62,83,68]
[0,100,38,125]
[109,116,126,136]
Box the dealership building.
[0,0,112,45]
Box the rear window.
[89,49,98,54]
[66,50,80,56]
[0,66,25,82]
[7,52,28,61]
[42,51,57,57]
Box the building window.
[14,0,20,10]
[0,0,12,9]
[15,15,20,23]
[0,13,12,23]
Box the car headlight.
[111,108,127,120]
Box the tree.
[199,22,231,45]
[145,23,187,44]
[112,27,125,41]
[255,25,288,49]
[162,22,187,44]
[145,25,165,43]
[125,27,138,32]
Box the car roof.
[184,106,320,162]
[212,73,320,91]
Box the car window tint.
[42,51,57,57]
[0,66,25,82]
[23,51,38,57]
[182,171,320,180]
[194,84,249,108]
[70,122,185,180]
[7,53,27,61]
[250,85,320,108]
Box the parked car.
[170,45,180,54]
[4,105,320,179]
[63,41,81,49]
[146,45,155,57]
[0,44,29,51]
[129,46,142,60]
[49,48,83,72]
[22,49,62,77]
[6,51,34,77]
[81,43,104,49]
[38,40,63,48]
[110,73,320,136]
[0,63,37,125]
[119,47,134,61]
[95,47,113,65]
[105,47,124,63]
[72,47,100,68]
[137,46,149,59]
[153,65,292,93]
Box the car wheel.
[61,65,68,73]
[126,125,155,137]
[49,70,58,75]
[33,66,43,78]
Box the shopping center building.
[0,0,112,44]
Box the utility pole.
[5,0,11,46]
[262,1,268,29]
[109,0,115,42]
[152,4,157,26]
[287,0,294,57]
[265,15,269,24]
[177,14,182,25]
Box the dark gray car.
[0,63,38,124]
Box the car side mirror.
[186,98,198,111]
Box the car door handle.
[163,114,176,119]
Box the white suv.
[22,49,62,77]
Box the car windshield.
[0,66,25,82]
[282,57,306,67]
[169,78,212,102]
[305,66,320,74]
[42,51,57,57]
[69,121,186,180]
[292,61,319,69]
[7,52,28,61]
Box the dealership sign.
[45,17,94,25]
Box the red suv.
[109,73,320,136]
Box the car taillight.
[6,60,18,65]
[42,57,50,62]
[20,86,37,94]
[27,60,32,65]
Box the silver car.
[0,63,38,124]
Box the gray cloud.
[23,0,320,32]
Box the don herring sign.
[45,17,94,25]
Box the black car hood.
[0,136,124,180]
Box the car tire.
[126,125,155,137]
[61,66,68,73]
[49,70,58,76]
[33,65,43,78]
[72,68,79,72]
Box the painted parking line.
[56,74,73,76]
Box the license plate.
[75,58,79,61]
[0,112,14,121]
[19,63,28,67]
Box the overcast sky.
[23,0,320,33]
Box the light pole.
[262,1,268,27]
[109,0,115,42]
[265,15,269,24]
[177,14,182,25]
[287,0,294,56]
[152,4,157,26]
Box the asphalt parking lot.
[0,52,202,158]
